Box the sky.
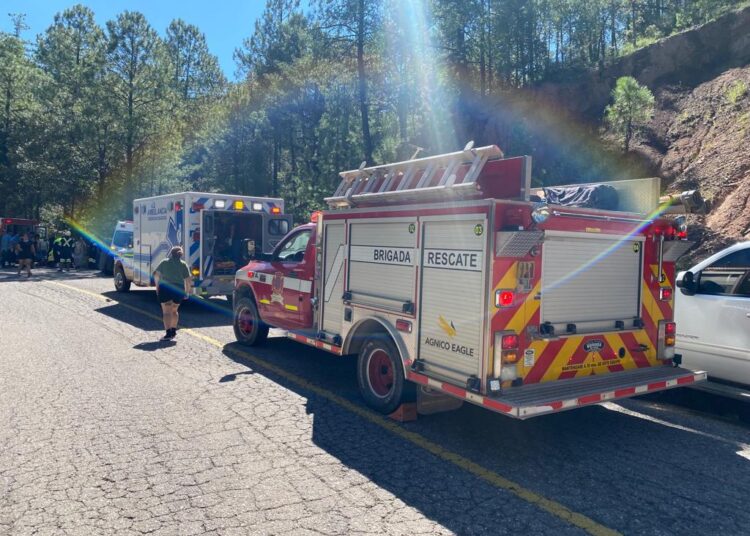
[1,0,274,79]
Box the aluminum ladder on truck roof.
[325,142,504,209]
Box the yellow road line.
[46,280,620,536]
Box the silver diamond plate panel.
[495,231,544,258]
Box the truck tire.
[357,336,414,414]
[99,252,113,275]
[233,297,268,346]
[114,266,131,292]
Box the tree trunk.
[397,84,408,148]
[611,3,618,58]
[1,80,13,214]
[272,134,279,197]
[625,118,632,153]
[356,0,373,165]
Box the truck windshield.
[275,230,311,261]
[112,231,132,248]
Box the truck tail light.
[493,332,520,380]
[502,351,520,364]
[658,320,676,361]
[271,207,281,214]
[664,321,676,346]
[659,287,673,301]
[396,319,412,333]
[501,334,518,349]
[495,289,515,307]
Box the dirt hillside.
[634,66,750,263]
[535,6,750,263]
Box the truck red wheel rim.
[367,349,394,398]
[238,307,255,336]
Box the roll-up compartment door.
[418,217,487,384]
[347,220,417,311]
[541,233,643,333]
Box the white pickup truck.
[675,241,750,396]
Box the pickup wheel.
[233,297,268,346]
[357,336,413,414]
[114,266,130,292]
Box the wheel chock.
[388,403,417,422]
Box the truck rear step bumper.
[408,366,706,419]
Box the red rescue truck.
[232,144,706,419]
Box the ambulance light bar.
[271,207,281,214]
[214,199,226,209]
[251,202,262,211]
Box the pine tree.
[605,76,655,153]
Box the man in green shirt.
[153,246,192,340]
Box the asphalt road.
[1,268,749,536]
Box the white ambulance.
[115,192,291,299]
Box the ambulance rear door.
[263,214,293,254]
[199,209,216,280]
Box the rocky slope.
[634,66,749,265]
[536,5,750,263]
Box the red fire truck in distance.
[232,143,705,419]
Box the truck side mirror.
[676,270,696,295]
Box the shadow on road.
[93,289,232,331]
[0,267,106,283]
[216,338,750,534]
[133,340,177,351]
[218,370,256,382]
[61,273,750,533]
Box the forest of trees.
[0,0,741,232]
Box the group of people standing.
[1,230,45,276]
[0,228,88,277]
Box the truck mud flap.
[408,366,706,419]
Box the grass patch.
[725,80,748,105]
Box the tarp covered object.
[543,184,619,211]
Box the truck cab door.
[256,227,315,329]
[200,210,216,281]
